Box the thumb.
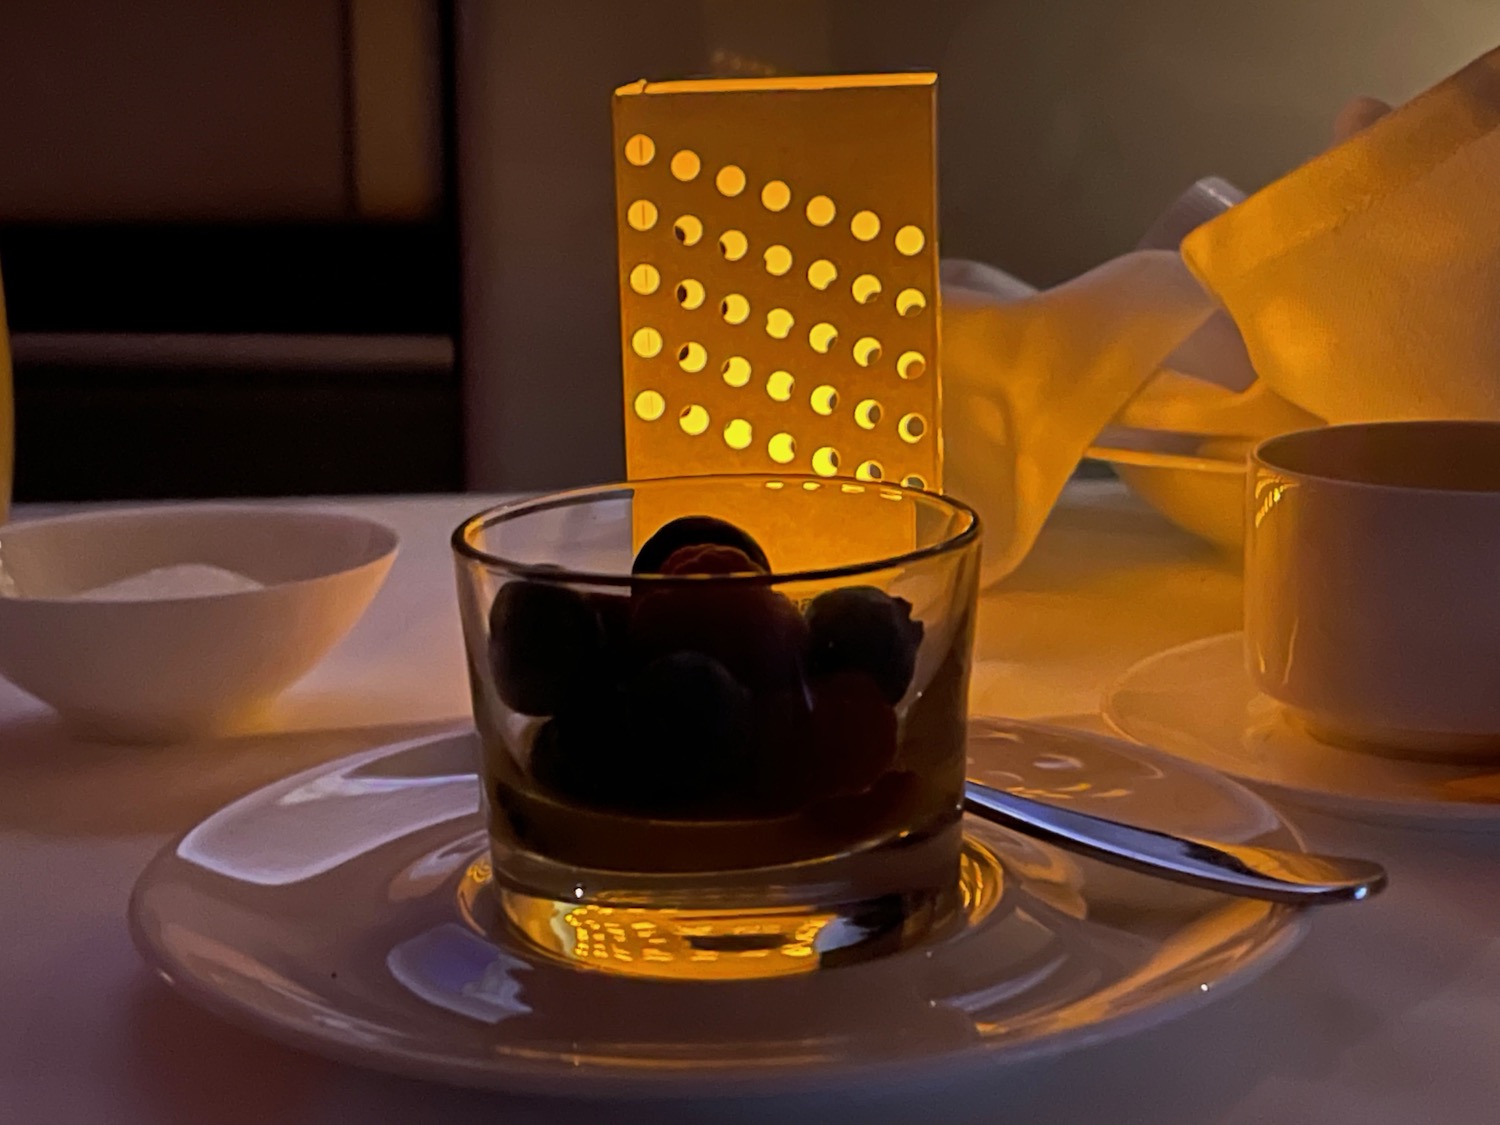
[1332,95,1393,143]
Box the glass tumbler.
[452,475,980,978]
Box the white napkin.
[1121,176,1322,442]
[943,46,1500,581]
[1183,45,1500,423]
[942,251,1216,585]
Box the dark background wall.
[0,1,1488,499]
[0,0,459,501]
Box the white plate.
[129,720,1306,1097]
[1104,633,1500,829]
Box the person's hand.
[1333,95,1393,142]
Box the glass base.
[457,827,1004,981]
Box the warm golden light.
[851,273,883,305]
[624,133,656,166]
[672,214,704,246]
[720,355,752,387]
[896,288,927,316]
[614,72,942,527]
[476,842,997,982]
[723,418,754,450]
[853,337,883,367]
[677,342,708,373]
[850,209,881,241]
[805,195,837,226]
[899,412,929,443]
[676,277,706,309]
[715,164,748,197]
[895,224,926,256]
[628,263,660,295]
[807,258,838,289]
[633,389,666,421]
[631,327,663,359]
[718,229,749,261]
[760,179,792,212]
[763,244,793,276]
[626,198,658,231]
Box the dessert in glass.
[452,474,980,978]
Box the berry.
[741,673,900,814]
[528,709,618,806]
[805,586,925,703]
[632,516,771,575]
[617,652,755,816]
[629,583,808,694]
[661,543,767,576]
[744,688,820,814]
[582,590,632,678]
[807,671,899,796]
[529,652,758,818]
[487,581,609,716]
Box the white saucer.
[1104,633,1500,829]
[129,719,1306,1096]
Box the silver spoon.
[964,779,1387,905]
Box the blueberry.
[487,581,609,716]
[528,711,611,805]
[618,652,755,816]
[740,671,900,816]
[529,652,758,817]
[632,516,771,575]
[745,688,819,813]
[630,584,808,694]
[805,587,925,703]
[582,590,632,678]
[807,671,899,796]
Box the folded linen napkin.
[944,46,1500,581]
[1182,45,1500,424]
[942,250,1217,585]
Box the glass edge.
[450,475,981,588]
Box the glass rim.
[451,473,981,588]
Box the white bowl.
[0,505,398,742]
[1087,427,1249,550]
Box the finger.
[1333,95,1393,143]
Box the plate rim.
[1084,425,1249,476]
[128,722,1310,1097]
[1102,631,1500,827]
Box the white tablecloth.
[5,483,1497,1125]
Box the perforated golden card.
[613,74,941,499]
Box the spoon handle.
[963,780,1387,905]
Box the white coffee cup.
[1245,421,1500,760]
